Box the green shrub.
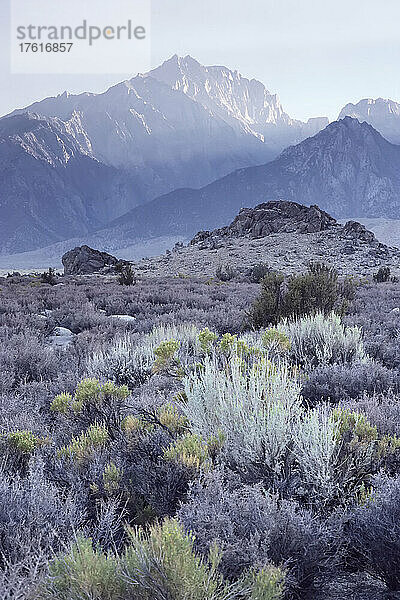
[152,340,180,374]
[248,271,284,328]
[248,263,355,328]
[288,262,342,316]
[124,519,229,600]
[332,408,400,459]
[198,327,218,353]
[51,379,130,433]
[40,523,286,600]
[117,264,136,286]
[373,266,391,283]
[7,430,46,454]
[50,392,73,415]
[158,403,189,434]
[59,423,109,463]
[245,565,285,600]
[122,414,154,436]
[52,379,130,415]
[103,462,123,494]
[163,433,223,471]
[262,329,291,354]
[39,536,123,600]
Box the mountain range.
[88,116,400,246]
[1,55,400,256]
[0,113,142,254]
[339,97,400,145]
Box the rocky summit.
[134,201,400,278]
[191,201,336,244]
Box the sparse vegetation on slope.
[1,270,400,599]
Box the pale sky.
[1,0,400,121]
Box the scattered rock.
[342,245,356,255]
[48,327,75,349]
[62,245,130,275]
[191,231,211,245]
[109,315,136,323]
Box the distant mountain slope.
[339,98,400,144]
[93,117,400,245]
[0,113,138,254]
[7,55,328,203]
[1,55,332,256]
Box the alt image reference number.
[19,43,74,52]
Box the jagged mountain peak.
[0,55,335,256]
[339,98,400,144]
[4,55,330,208]
[149,56,332,145]
[150,53,265,85]
[312,115,378,136]
[339,97,400,117]
[279,116,397,164]
[148,54,288,132]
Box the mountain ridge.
[0,113,140,254]
[2,56,400,257]
[5,55,330,203]
[338,97,400,144]
[91,116,400,248]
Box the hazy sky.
[1,0,400,121]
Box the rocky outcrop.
[135,200,400,280]
[191,201,337,246]
[62,245,129,275]
[342,221,376,243]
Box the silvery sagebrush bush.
[181,352,302,472]
[278,312,366,368]
[87,323,202,387]
[181,348,395,509]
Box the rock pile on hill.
[62,245,129,275]
[134,201,400,279]
[191,201,336,245]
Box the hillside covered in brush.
[2,255,400,599]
